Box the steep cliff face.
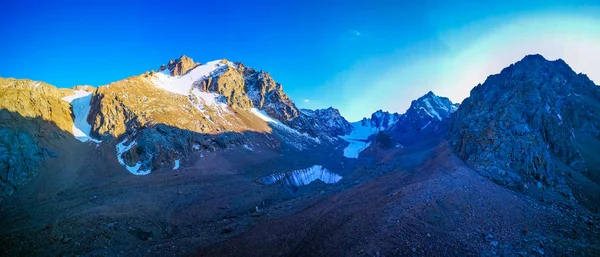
[241,65,299,122]
[450,54,600,200]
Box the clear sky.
[1,0,599,121]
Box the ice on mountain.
[256,165,342,186]
[61,90,98,142]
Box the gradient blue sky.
[1,0,599,121]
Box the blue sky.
[1,0,599,121]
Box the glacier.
[61,90,99,142]
[340,121,381,158]
[256,165,342,186]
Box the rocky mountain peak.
[157,55,200,76]
[361,110,400,129]
[300,107,352,136]
[450,54,600,203]
[405,91,458,121]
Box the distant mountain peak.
[360,109,400,129]
[407,91,458,121]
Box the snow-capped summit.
[152,59,230,95]
[405,91,458,121]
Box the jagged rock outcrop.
[360,110,401,130]
[300,107,353,137]
[158,55,200,76]
[450,54,600,199]
[242,67,296,116]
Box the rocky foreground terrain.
[0,54,598,256]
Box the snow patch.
[423,99,442,120]
[421,121,432,131]
[173,159,180,170]
[152,60,229,95]
[431,95,449,112]
[343,140,371,158]
[116,139,150,175]
[256,165,342,186]
[251,108,319,143]
[61,90,99,142]
[189,88,232,124]
[340,120,381,158]
[243,144,253,151]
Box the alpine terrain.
[0,54,598,256]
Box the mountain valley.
[0,54,599,256]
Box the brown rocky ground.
[0,123,352,256]
[1,136,598,256]
[198,143,600,256]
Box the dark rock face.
[450,54,600,198]
[375,131,395,149]
[119,124,274,171]
[0,109,66,201]
[0,127,43,199]
[300,108,353,137]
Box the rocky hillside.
[450,54,600,206]
[0,78,77,199]
[87,56,351,174]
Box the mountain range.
[0,54,598,256]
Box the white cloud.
[349,29,361,37]
[303,99,310,103]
